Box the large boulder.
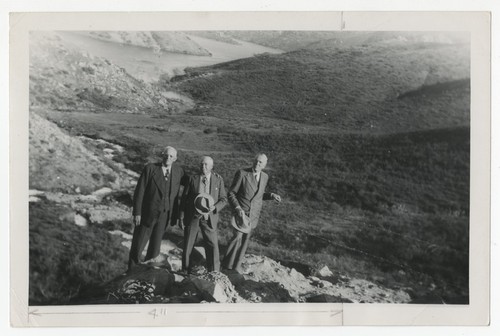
[240,254,313,302]
[189,271,246,303]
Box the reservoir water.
[58,31,283,83]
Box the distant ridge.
[83,31,212,56]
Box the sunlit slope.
[29,32,176,113]
[176,41,469,132]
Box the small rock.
[168,257,182,272]
[316,265,334,278]
[308,276,326,288]
[74,213,88,227]
[92,187,113,197]
[108,230,133,240]
[29,189,45,196]
[309,276,321,283]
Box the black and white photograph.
[8,10,491,328]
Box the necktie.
[164,169,169,182]
[202,176,209,193]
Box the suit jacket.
[228,168,273,229]
[133,162,185,228]
[181,172,227,228]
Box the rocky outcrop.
[29,31,178,113]
[235,254,410,303]
[90,233,412,304]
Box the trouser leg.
[145,214,169,261]
[128,224,153,270]
[199,217,220,272]
[182,217,200,271]
[222,230,243,270]
[234,230,252,270]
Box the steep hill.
[174,40,469,133]
[29,31,177,114]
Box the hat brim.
[194,193,215,215]
[231,214,251,234]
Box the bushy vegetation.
[175,43,469,133]
[218,126,469,215]
[203,126,470,303]
[29,199,129,305]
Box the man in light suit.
[128,146,185,271]
[180,156,227,272]
[223,153,281,273]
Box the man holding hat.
[223,153,282,273]
[180,156,227,273]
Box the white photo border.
[9,11,491,327]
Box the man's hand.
[133,215,141,227]
[237,207,245,218]
[178,216,185,230]
[209,205,216,213]
[272,193,282,203]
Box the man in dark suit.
[180,156,227,272]
[223,153,281,273]
[128,146,185,271]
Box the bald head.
[200,156,214,176]
[253,153,268,172]
[161,146,177,167]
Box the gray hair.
[202,155,213,161]
[254,153,268,162]
[161,146,177,158]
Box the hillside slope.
[30,31,176,114]
[175,41,469,132]
[29,111,135,192]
